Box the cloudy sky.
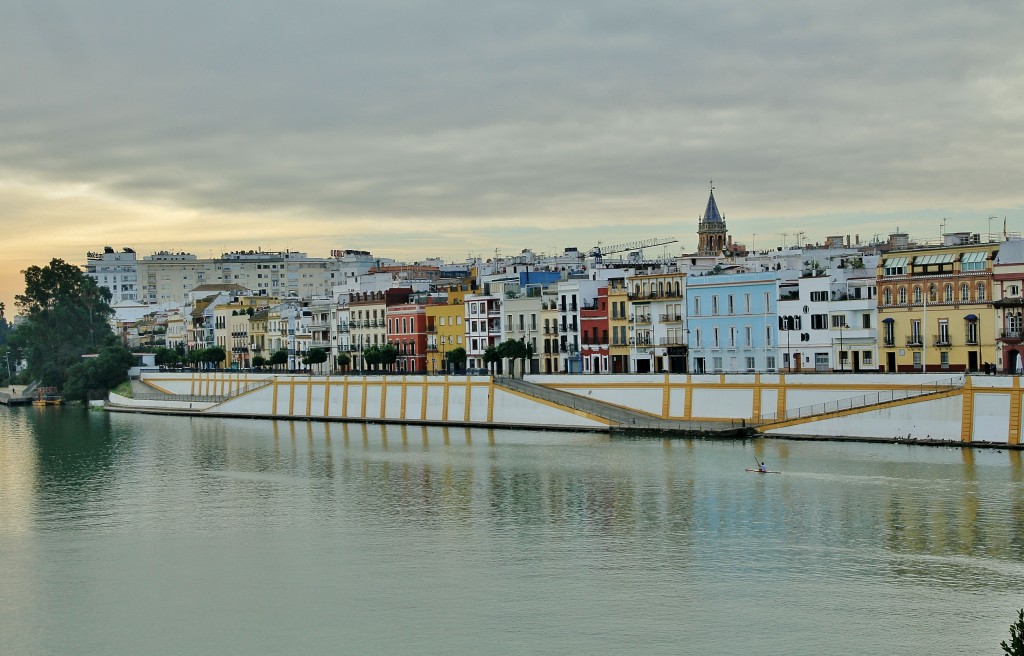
[2,0,1023,312]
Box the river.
[1,407,1022,655]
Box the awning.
[882,318,895,323]
[964,314,978,321]
[884,257,908,268]
[914,253,956,265]
[961,251,987,263]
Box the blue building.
[687,271,779,373]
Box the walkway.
[494,376,752,438]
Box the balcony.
[632,315,652,324]
[905,334,923,347]
[932,334,951,347]
[659,313,683,323]
[1000,330,1022,341]
[883,337,896,347]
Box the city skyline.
[3,1,1022,312]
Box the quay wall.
[121,372,1024,444]
[127,372,610,430]
[528,373,1020,444]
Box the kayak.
[745,468,781,474]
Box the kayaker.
[758,461,767,473]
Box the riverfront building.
[687,271,779,374]
[877,241,996,372]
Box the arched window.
[884,288,892,305]
[977,282,986,301]
[961,283,970,301]
[913,286,922,304]
[944,284,953,303]
[674,282,681,296]
[658,282,664,297]
[898,287,907,305]
[929,284,937,302]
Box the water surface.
[1,407,1022,655]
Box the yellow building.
[426,287,467,373]
[877,243,996,372]
[607,275,630,373]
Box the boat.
[32,387,62,406]
[745,468,781,474]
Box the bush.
[1003,609,1024,656]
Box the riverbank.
[103,371,1024,448]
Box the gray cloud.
[2,0,1023,250]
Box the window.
[899,287,907,304]
[712,296,719,315]
[810,291,828,302]
[728,295,735,314]
[913,351,922,369]
[961,284,970,302]
[745,325,752,347]
[694,328,702,348]
[831,315,847,328]
[693,297,701,316]
[863,350,873,365]
[884,322,894,346]
[911,320,922,343]
[945,284,953,303]
[938,320,949,345]
[862,314,871,329]
[913,286,922,304]
[884,289,892,305]
[765,326,773,346]
[961,251,986,271]
[745,357,756,371]
[713,327,720,348]
[766,356,776,371]
[745,294,752,313]
[929,285,937,302]
[884,258,908,276]
[729,327,736,347]
[811,314,828,330]
[977,283,986,301]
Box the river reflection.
[2,409,1023,656]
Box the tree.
[62,344,136,402]
[269,349,289,370]
[202,346,227,369]
[482,345,499,375]
[447,347,467,373]
[521,340,535,377]
[303,347,328,373]
[1003,609,1024,656]
[335,352,350,373]
[379,343,398,371]
[12,258,115,388]
[362,345,381,372]
[154,346,181,367]
[495,340,514,376]
[252,355,266,369]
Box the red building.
[387,297,437,373]
[580,286,610,373]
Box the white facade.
[84,247,139,304]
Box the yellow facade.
[877,244,996,372]
[607,276,630,373]
[426,288,467,373]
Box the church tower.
[697,183,730,255]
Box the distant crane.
[589,237,679,264]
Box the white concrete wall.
[765,396,964,441]
[129,373,606,429]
